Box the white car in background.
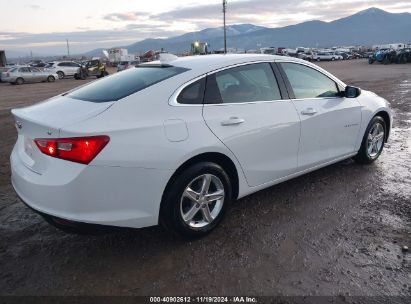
[44,61,81,79]
[11,54,392,238]
[313,52,343,61]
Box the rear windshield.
[68,66,188,103]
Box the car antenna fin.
[158,53,178,63]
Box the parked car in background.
[0,63,19,81]
[395,48,411,64]
[28,60,46,68]
[117,60,140,72]
[297,52,313,61]
[335,52,353,60]
[44,61,81,79]
[313,52,343,61]
[1,66,58,85]
[352,53,363,59]
[10,54,392,238]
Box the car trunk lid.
[12,95,113,174]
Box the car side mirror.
[345,86,361,98]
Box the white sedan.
[11,54,392,238]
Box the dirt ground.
[0,60,410,297]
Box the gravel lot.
[0,60,409,296]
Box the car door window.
[213,63,282,104]
[19,67,30,73]
[280,63,340,99]
[177,78,206,104]
[30,68,40,72]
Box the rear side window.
[213,63,281,104]
[68,66,188,102]
[177,78,206,104]
[280,63,340,99]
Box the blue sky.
[1,0,410,56]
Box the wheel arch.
[161,152,240,206]
[374,110,391,142]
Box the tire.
[331,57,335,61]
[160,162,232,239]
[16,77,24,85]
[383,56,390,65]
[57,71,64,79]
[103,71,109,76]
[354,116,386,164]
[47,75,55,82]
[369,58,374,64]
[317,58,321,62]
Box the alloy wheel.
[180,174,225,229]
[367,122,385,158]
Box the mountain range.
[84,8,411,57]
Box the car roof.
[141,54,345,89]
[145,54,303,75]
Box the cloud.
[0,26,185,55]
[3,1,411,55]
[28,4,43,10]
[103,12,150,22]
[131,0,411,27]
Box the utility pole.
[223,0,227,54]
[66,39,70,57]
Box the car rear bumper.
[11,145,172,229]
[1,76,16,82]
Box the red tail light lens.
[34,136,109,164]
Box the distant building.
[108,48,134,63]
[372,43,408,50]
[191,41,208,55]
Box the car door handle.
[301,108,318,116]
[221,117,245,126]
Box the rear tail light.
[34,136,109,164]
